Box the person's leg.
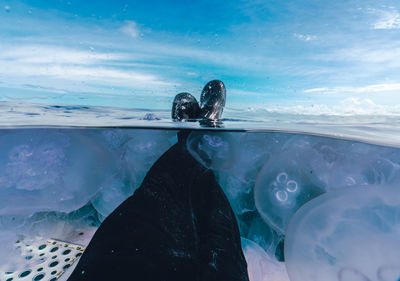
[193,80,249,280]
[68,139,204,280]
[172,92,200,121]
[68,95,203,280]
[68,81,249,281]
[189,167,249,281]
[200,80,226,120]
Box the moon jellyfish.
[187,131,238,170]
[338,268,371,281]
[90,176,132,221]
[124,129,175,186]
[310,140,400,191]
[285,184,400,281]
[214,133,274,215]
[254,148,324,234]
[93,129,175,220]
[377,265,400,281]
[0,129,117,215]
[246,217,283,259]
[241,238,290,281]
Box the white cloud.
[303,83,400,94]
[261,98,400,116]
[314,44,400,64]
[0,45,124,64]
[303,87,329,93]
[120,21,140,38]
[0,44,175,95]
[293,33,315,41]
[372,9,400,30]
[186,72,198,77]
[5,64,169,85]
[353,83,400,93]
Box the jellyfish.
[187,131,238,170]
[254,147,325,235]
[285,184,400,281]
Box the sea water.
[0,102,400,281]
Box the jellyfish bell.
[186,131,238,170]
[284,184,400,281]
[254,149,324,235]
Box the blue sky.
[1,0,400,113]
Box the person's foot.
[200,80,226,120]
[171,92,200,121]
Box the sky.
[1,0,400,113]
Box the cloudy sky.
[1,0,400,112]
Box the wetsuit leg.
[68,142,201,281]
[68,136,249,281]
[191,169,249,281]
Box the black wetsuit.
[68,132,249,281]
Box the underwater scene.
[0,126,399,281]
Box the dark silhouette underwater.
[68,80,250,281]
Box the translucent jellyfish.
[216,172,256,215]
[309,139,400,191]
[245,216,285,260]
[254,147,325,234]
[91,175,132,221]
[124,129,176,186]
[214,133,280,216]
[101,129,130,150]
[0,129,118,215]
[187,131,238,170]
[92,129,176,219]
[285,184,400,281]
[241,238,290,281]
